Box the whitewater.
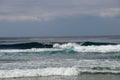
[0,37,120,79]
[0,43,120,53]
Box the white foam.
[53,43,79,49]
[0,67,78,78]
[74,45,120,53]
[53,43,120,53]
[0,43,120,53]
[0,48,63,53]
[0,67,120,78]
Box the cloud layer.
[0,0,120,21]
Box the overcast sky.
[0,0,120,37]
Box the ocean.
[0,36,120,80]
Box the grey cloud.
[0,0,120,21]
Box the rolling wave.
[0,43,120,53]
[81,41,116,46]
[0,42,119,53]
[0,44,120,53]
[0,41,117,49]
[53,43,120,53]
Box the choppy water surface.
[0,36,120,78]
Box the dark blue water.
[0,36,120,78]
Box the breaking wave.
[53,43,120,53]
[0,41,117,49]
[0,42,119,53]
[0,67,120,78]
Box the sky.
[0,0,120,37]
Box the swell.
[0,43,120,53]
[80,41,117,46]
[0,42,53,49]
[0,41,117,49]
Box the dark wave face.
[0,38,120,78]
[81,41,117,46]
[0,41,118,49]
[0,42,53,49]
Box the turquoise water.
[0,36,120,78]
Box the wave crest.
[0,42,120,53]
[53,43,120,53]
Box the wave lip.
[74,45,120,53]
[53,43,120,53]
